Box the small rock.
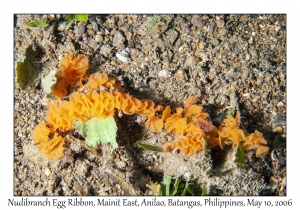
[107,18,115,28]
[273,126,283,133]
[95,34,103,42]
[126,32,132,40]
[57,22,67,31]
[158,69,172,77]
[117,160,126,169]
[246,54,251,60]
[99,191,108,195]
[110,28,116,36]
[198,42,205,50]
[216,20,225,28]
[14,88,19,94]
[116,52,131,62]
[129,48,140,61]
[243,93,251,97]
[100,45,113,57]
[185,56,196,67]
[69,139,82,152]
[165,29,178,45]
[23,145,48,167]
[89,40,99,51]
[178,54,186,63]
[113,31,125,49]
[74,25,85,37]
[277,101,285,107]
[175,70,185,81]
[86,24,93,30]
[91,20,99,31]
[45,167,51,176]
[87,29,95,36]
[111,60,117,66]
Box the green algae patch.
[41,69,57,95]
[27,20,49,28]
[74,117,118,149]
[137,141,164,152]
[65,14,88,22]
[16,45,39,89]
[235,142,245,168]
[159,174,196,196]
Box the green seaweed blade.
[16,45,39,89]
[74,117,118,149]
